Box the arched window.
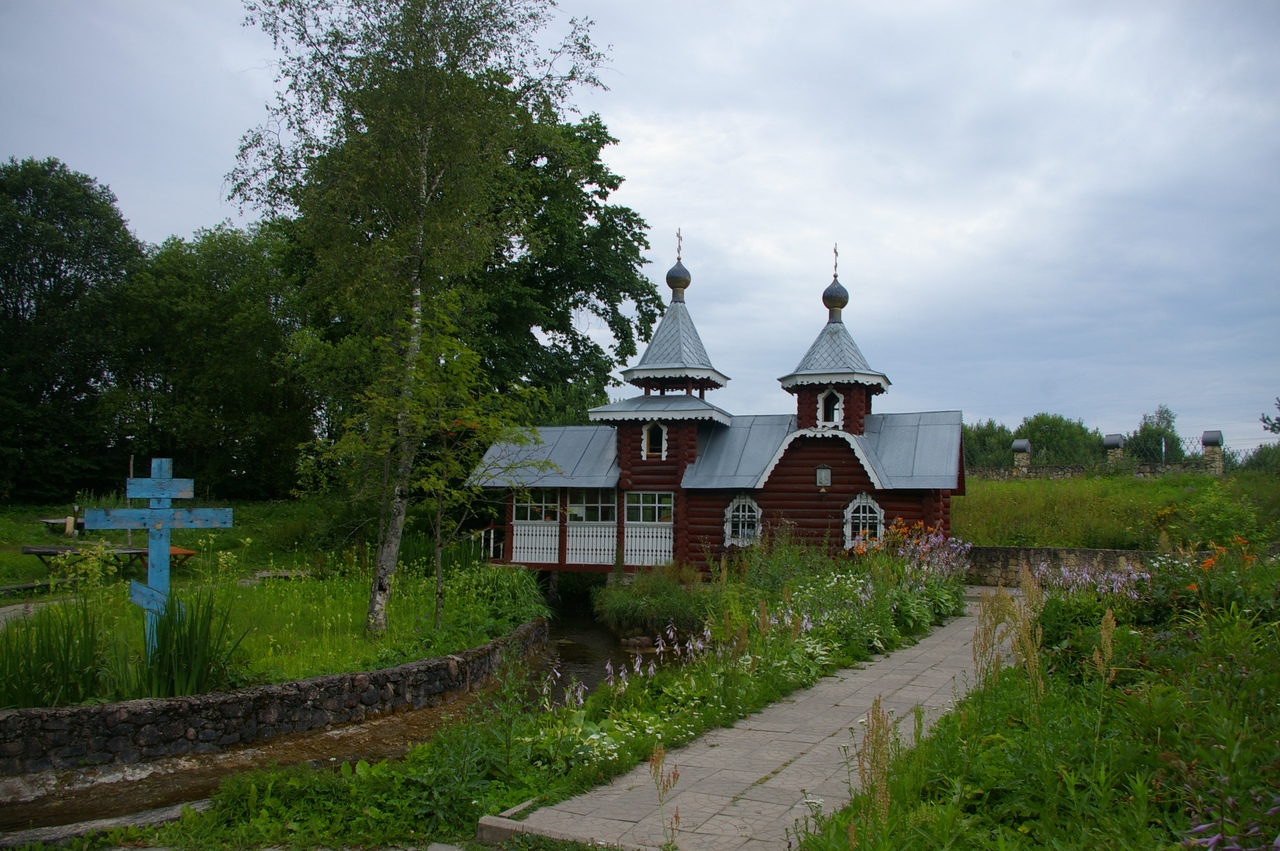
[818,388,843,428]
[642,421,667,460]
[843,493,884,547]
[724,495,762,547]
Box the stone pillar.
[1202,430,1224,476]
[1012,439,1032,475]
[1104,433,1125,464]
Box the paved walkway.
[479,608,981,850]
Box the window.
[843,493,884,546]
[514,488,559,522]
[625,492,674,523]
[567,488,616,522]
[818,388,843,428]
[724,496,761,547]
[642,421,667,460]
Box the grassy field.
[953,471,1280,549]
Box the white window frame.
[724,495,762,547]
[641,421,668,460]
[843,492,884,547]
[818,388,843,429]
[625,491,674,524]
[567,488,616,523]
[513,488,560,522]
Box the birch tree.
[234,0,609,633]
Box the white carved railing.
[567,523,616,565]
[624,523,673,567]
[511,521,559,564]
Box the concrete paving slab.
[476,612,979,850]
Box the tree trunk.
[365,138,445,635]
[433,496,445,630]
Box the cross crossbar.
[127,477,195,501]
[87,508,233,530]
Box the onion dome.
[666,259,692,302]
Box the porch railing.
[624,523,673,567]
[566,522,615,565]
[511,521,559,564]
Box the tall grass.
[799,539,1280,850]
[953,473,1279,549]
[0,596,102,708]
[0,559,548,708]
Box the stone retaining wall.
[966,546,1156,587]
[968,460,1213,481]
[0,618,547,776]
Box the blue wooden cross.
[83,458,232,652]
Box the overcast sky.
[3,0,1277,454]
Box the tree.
[962,418,1015,468]
[1127,404,1185,464]
[0,157,143,502]
[100,223,315,498]
[1014,413,1105,466]
[236,0,644,632]
[1262,398,1280,434]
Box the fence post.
[1104,433,1125,465]
[1202,431,1224,476]
[1011,439,1032,475]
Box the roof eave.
[777,371,891,390]
[588,408,732,426]
[621,366,731,386]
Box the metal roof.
[474,412,962,492]
[589,394,733,425]
[469,426,618,488]
[681,415,796,489]
[621,300,730,387]
[860,411,963,489]
[778,319,889,390]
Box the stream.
[0,609,635,833]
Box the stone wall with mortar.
[0,618,547,776]
[968,460,1214,481]
[966,546,1156,588]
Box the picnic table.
[21,545,198,571]
[38,517,85,535]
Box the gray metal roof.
[778,319,889,390]
[621,300,730,387]
[681,415,797,489]
[589,394,733,425]
[470,426,618,488]
[860,411,963,489]
[473,412,962,492]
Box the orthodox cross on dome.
[83,458,232,653]
[677,227,683,261]
[833,243,838,278]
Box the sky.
[2,0,1277,455]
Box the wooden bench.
[21,545,198,570]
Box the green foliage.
[100,223,315,499]
[1014,412,1105,465]
[592,563,717,635]
[0,596,103,709]
[1240,441,1280,474]
[150,537,967,849]
[1127,403,1186,464]
[800,537,1280,850]
[0,157,144,502]
[953,473,1279,548]
[962,418,1014,468]
[125,588,247,698]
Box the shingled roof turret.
[778,274,890,391]
[620,252,730,390]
